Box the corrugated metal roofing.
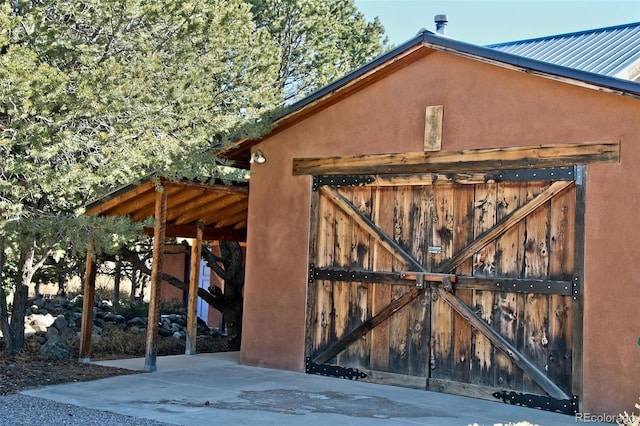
[488,22,640,79]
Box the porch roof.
[84,177,248,242]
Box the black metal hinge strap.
[305,358,367,380]
[312,175,376,191]
[494,167,575,182]
[493,391,579,415]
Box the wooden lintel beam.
[293,141,620,176]
[163,180,248,195]
[145,224,247,242]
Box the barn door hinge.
[305,357,367,380]
[493,391,579,415]
[312,175,375,191]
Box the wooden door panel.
[369,187,394,371]
[307,172,577,404]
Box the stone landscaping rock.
[40,334,72,360]
[53,315,68,331]
[18,294,224,356]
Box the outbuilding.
[224,27,640,416]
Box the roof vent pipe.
[434,14,448,35]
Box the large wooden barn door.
[305,168,580,414]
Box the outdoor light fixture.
[250,150,266,164]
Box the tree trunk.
[218,241,243,350]
[113,260,121,304]
[130,264,138,301]
[3,248,36,354]
[0,235,9,348]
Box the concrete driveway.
[22,352,606,425]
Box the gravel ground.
[0,394,175,426]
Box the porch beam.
[143,225,247,242]
[144,186,167,371]
[78,248,97,363]
[293,141,619,175]
[186,223,204,355]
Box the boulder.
[28,313,56,329]
[40,334,72,360]
[53,315,68,331]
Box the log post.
[79,247,97,363]
[186,222,204,355]
[144,185,167,371]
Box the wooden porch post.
[78,247,96,363]
[186,222,204,355]
[144,185,167,371]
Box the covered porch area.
[81,176,248,370]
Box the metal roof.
[488,22,640,80]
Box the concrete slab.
[22,352,607,426]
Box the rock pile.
[3,295,222,359]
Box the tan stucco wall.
[241,50,640,415]
[160,244,186,304]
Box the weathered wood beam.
[293,141,620,175]
[186,223,203,355]
[174,194,245,225]
[143,224,247,242]
[163,180,248,195]
[144,187,167,372]
[455,276,573,295]
[198,199,249,227]
[78,248,97,363]
[164,192,227,223]
[424,105,443,151]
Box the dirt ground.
[0,352,140,395]
[0,335,230,396]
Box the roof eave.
[222,31,640,166]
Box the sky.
[353,0,640,46]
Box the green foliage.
[246,0,388,102]
[0,0,283,352]
[0,0,388,353]
[0,0,281,261]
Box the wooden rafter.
[85,176,249,242]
